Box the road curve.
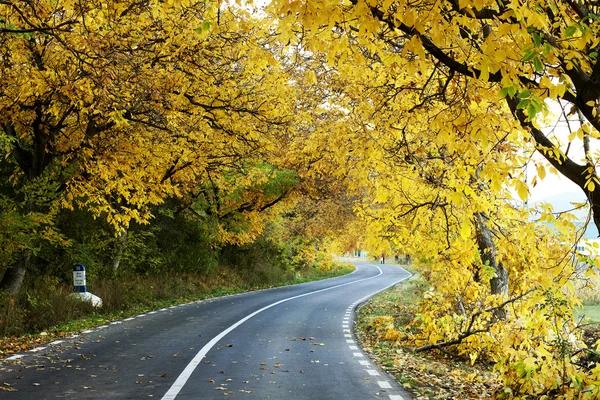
[0,262,412,399]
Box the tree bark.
[0,248,32,294]
[474,212,509,319]
[111,228,128,273]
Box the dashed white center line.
[349,345,358,350]
[353,352,363,357]
[359,360,370,366]
[346,340,354,343]
[162,266,387,400]
[344,334,351,338]
[366,369,380,376]
[378,381,392,389]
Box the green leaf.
[527,103,537,119]
[522,49,536,62]
[533,32,541,48]
[565,25,578,38]
[202,20,213,31]
[533,56,544,72]
[543,42,552,55]
[517,90,531,99]
[590,51,598,60]
[516,99,529,110]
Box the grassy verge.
[0,262,354,358]
[355,264,502,399]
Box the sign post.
[73,264,87,293]
[70,264,102,307]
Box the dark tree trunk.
[0,248,32,294]
[474,212,509,319]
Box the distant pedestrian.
[380,254,385,264]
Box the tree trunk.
[0,248,32,294]
[111,228,128,273]
[474,212,509,319]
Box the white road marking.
[124,317,135,321]
[389,396,405,400]
[367,369,379,376]
[359,360,370,366]
[161,266,396,400]
[30,346,46,352]
[344,334,351,338]
[81,330,94,334]
[49,340,64,345]
[343,329,350,333]
[349,345,358,350]
[353,352,363,357]
[6,355,23,360]
[378,381,392,389]
[346,340,354,343]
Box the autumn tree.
[0,0,301,293]
[271,0,600,234]
[267,0,600,396]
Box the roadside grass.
[355,264,502,399]
[579,303,600,323]
[0,262,354,357]
[574,269,600,324]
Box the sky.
[527,100,599,238]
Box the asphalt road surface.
[1,262,412,399]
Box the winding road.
[1,262,412,399]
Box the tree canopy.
[2,0,600,397]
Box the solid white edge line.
[161,266,386,400]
